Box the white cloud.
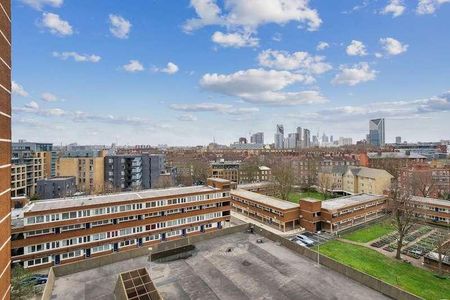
[332,62,377,86]
[200,68,326,105]
[380,37,408,55]
[382,0,406,17]
[41,92,59,102]
[123,60,144,72]
[316,41,329,51]
[25,101,39,110]
[15,101,66,116]
[170,102,232,112]
[184,0,322,32]
[12,81,29,97]
[417,0,450,14]
[346,40,367,56]
[52,51,101,63]
[109,14,131,39]
[41,12,73,36]
[161,62,179,74]
[21,0,63,10]
[257,49,332,74]
[211,31,259,48]
[178,114,198,122]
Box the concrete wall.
[41,268,55,300]
[250,224,422,300]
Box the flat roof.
[412,195,450,207]
[322,194,385,211]
[237,181,274,189]
[50,231,388,300]
[25,185,219,213]
[231,189,298,210]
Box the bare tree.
[240,159,261,183]
[410,171,435,197]
[317,171,333,200]
[271,160,295,201]
[432,231,450,277]
[388,182,417,260]
[153,176,174,189]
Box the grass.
[342,220,395,243]
[318,240,449,300]
[287,191,327,203]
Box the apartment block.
[399,164,450,199]
[209,160,271,184]
[10,178,231,270]
[105,154,167,192]
[12,141,57,177]
[11,149,46,197]
[299,194,387,232]
[37,177,76,200]
[231,189,300,231]
[411,196,450,225]
[57,150,107,194]
[0,0,11,297]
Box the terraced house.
[10,178,231,270]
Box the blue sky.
[11,0,450,146]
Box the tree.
[388,182,417,260]
[240,159,261,183]
[154,176,174,189]
[271,160,295,200]
[432,231,450,277]
[11,265,35,300]
[409,169,435,197]
[317,171,333,200]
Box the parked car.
[296,234,315,246]
[289,237,307,247]
[22,274,48,285]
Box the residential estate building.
[11,149,46,197]
[399,164,450,199]
[36,177,77,200]
[341,167,393,195]
[231,189,300,232]
[0,0,11,297]
[10,178,231,270]
[299,194,388,232]
[209,160,272,184]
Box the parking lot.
[286,231,335,247]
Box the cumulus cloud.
[257,49,332,75]
[109,14,131,39]
[160,62,179,74]
[211,31,259,48]
[346,40,368,56]
[332,62,377,86]
[52,51,101,63]
[316,41,329,51]
[200,68,326,105]
[382,0,406,17]
[12,81,29,97]
[123,60,144,72]
[379,37,408,55]
[41,12,73,36]
[14,101,66,116]
[417,0,450,14]
[177,114,198,122]
[184,0,322,33]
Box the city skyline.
[11,0,450,146]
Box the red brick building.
[0,0,11,297]
[11,178,231,270]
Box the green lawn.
[287,191,326,203]
[342,221,395,243]
[318,240,449,300]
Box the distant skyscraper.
[396,136,402,144]
[296,127,302,148]
[303,129,311,148]
[368,118,385,147]
[321,133,329,143]
[250,132,264,144]
[330,135,334,143]
[287,133,297,149]
[274,124,284,149]
[239,137,247,144]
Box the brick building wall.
[0,0,11,297]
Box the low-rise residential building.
[411,196,450,225]
[318,166,393,195]
[365,152,427,176]
[10,178,231,270]
[231,189,300,231]
[237,182,276,196]
[399,164,450,199]
[36,177,76,200]
[209,159,271,184]
[299,194,387,232]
